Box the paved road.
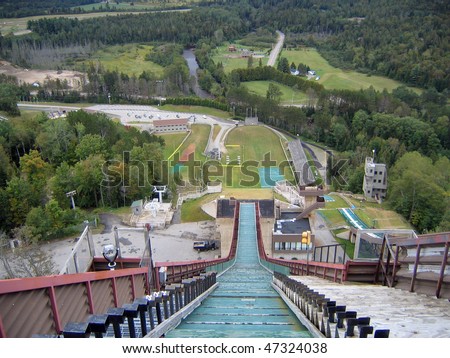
[310,212,347,263]
[267,30,285,67]
[17,103,80,112]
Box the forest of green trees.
[0,109,166,243]
[0,0,449,241]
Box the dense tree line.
[0,0,189,18]
[0,0,100,18]
[0,7,247,60]
[0,110,166,242]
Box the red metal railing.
[153,202,240,288]
[255,202,347,282]
[0,267,148,338]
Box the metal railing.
[0,267,149,337]
[153,202,240,288]
[313,243,347,264]
[375,232,450,298]
[59,225,95,275]
[255,202,347,282]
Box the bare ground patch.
[0,60,85,90]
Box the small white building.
[363,157,388,200]
[308,70,316,76]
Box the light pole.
[156,80,164,105]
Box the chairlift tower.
[153,185,167,203]
[66,190,77,209]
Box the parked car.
[193,240,218,252]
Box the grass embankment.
[242,80,310,106]
[317,193,412,258]
[181,188,274,222]
[181,194,216,222]
[212,124,221,141]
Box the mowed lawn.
[77,43,164,77]
[221,125,295,187]
[242,80,310,105]
[281,48,421,93]
[157,132,188,159]
[170,124,211,187]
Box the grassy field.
[281,48,421,93]
[75,43,164,77]
[211,43,271,74]
[170,124,210,187]
[221,126,294,188]
[156,132,189,159]
[242,80,310,106]
[319,193,412,230]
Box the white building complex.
[363,156,387,200]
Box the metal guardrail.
[154,202,240,289]
[375,232,450,298]
[59,225,95,275]
[313,243,347,264]
[255,202,347,282]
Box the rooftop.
[153,118,188,126]
[274,214,310,234]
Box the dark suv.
[193,240,217,252]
